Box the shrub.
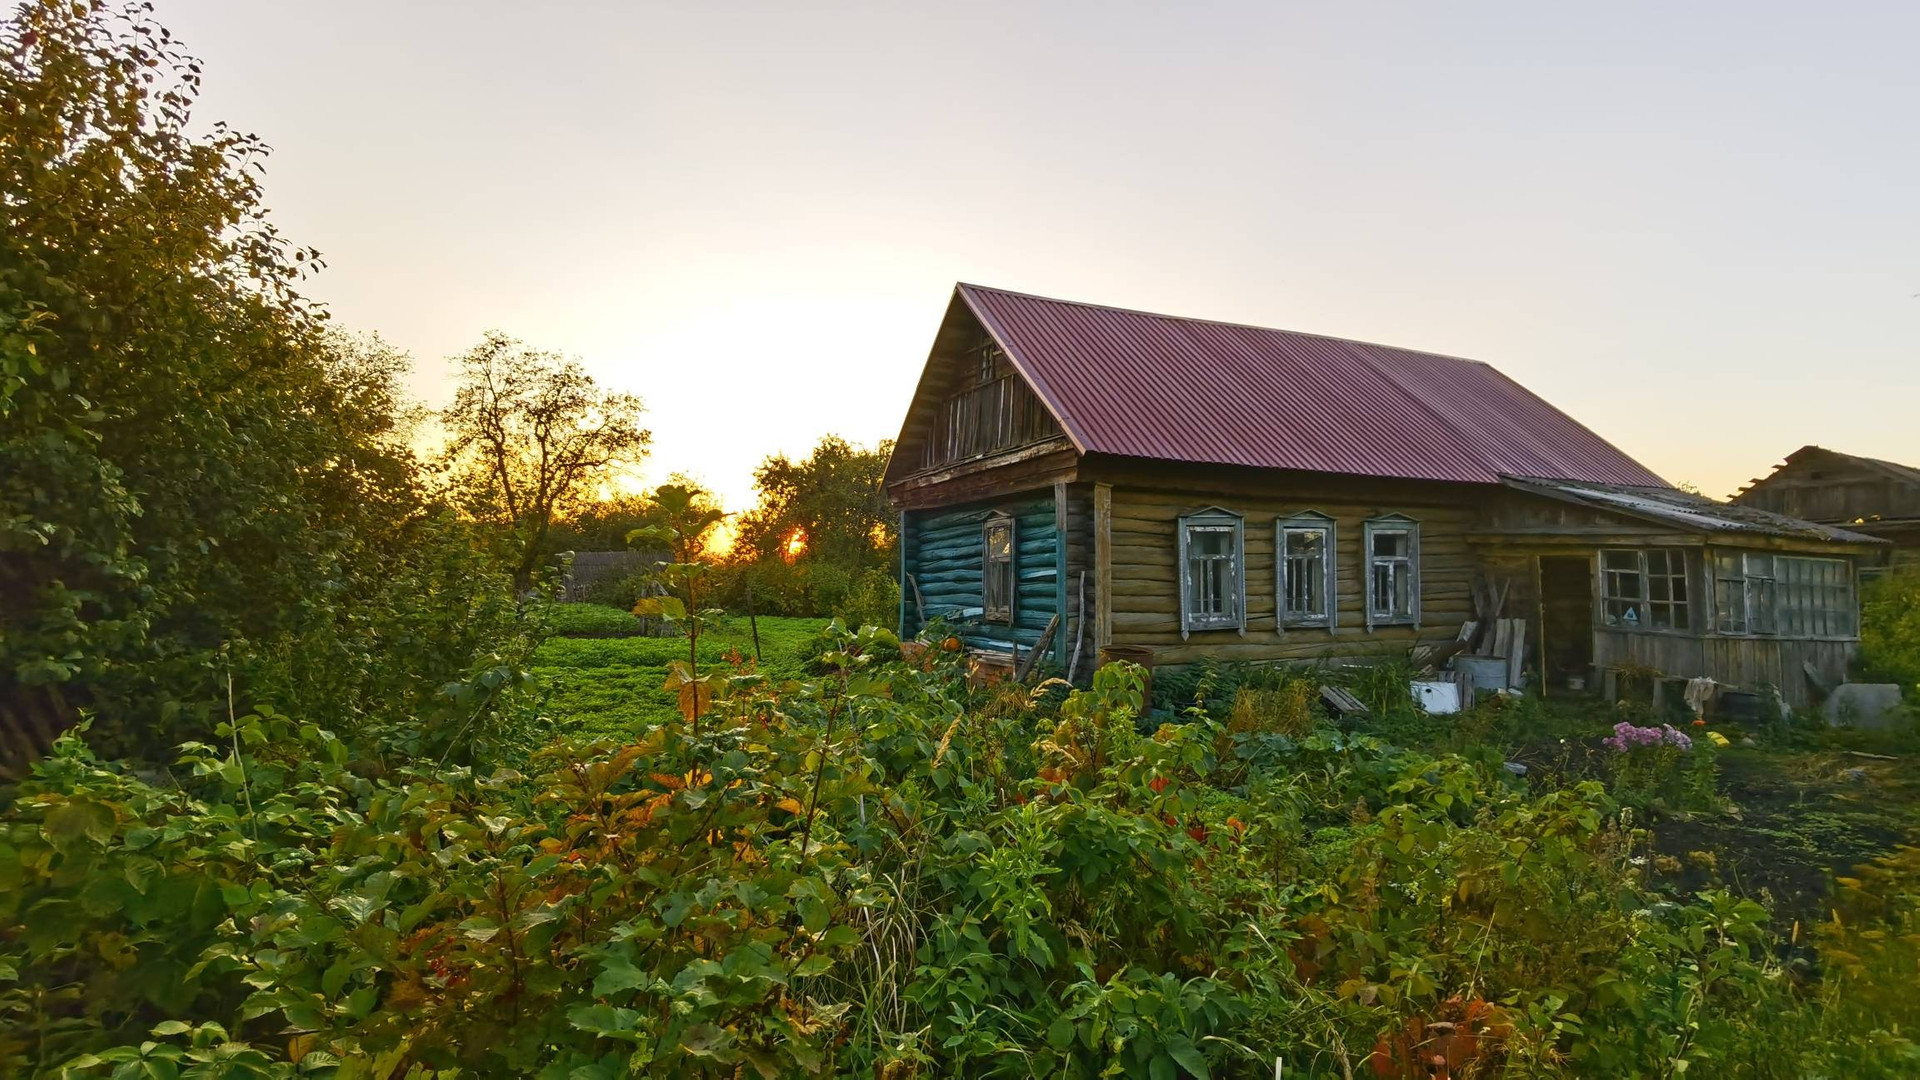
[1859,568,1920,691]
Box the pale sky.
[162,1,1919,510]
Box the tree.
[440,332,650,589]
[733,435,894,569]
[1,0,475,767]
[725,435,895,619]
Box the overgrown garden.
[5,3,1920,1078]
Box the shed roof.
[957,283,1668,487]
[1734,445,1920,501]
[1504,477,1889,544]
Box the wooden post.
[1093,483,1113,650]
[1053,481,1070,666]
[745,578,762,665]
[897,509,911,637]
[1017,614,1061,682]
[1068,570,1088,683]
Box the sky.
[160,0,1920,510]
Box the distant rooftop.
[1506,477,1888,544]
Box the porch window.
[982,513,1015,624]
[1600,548,1690,631]
[1362,515,1420,628]
[1178,508,1245,637]
[1715,552,1854,637]
[1277,512,1337,628]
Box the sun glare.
[785,528,807,560]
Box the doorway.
[1539,555,1595,690]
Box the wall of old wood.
[901,493,1067,662]
[1101,479,1481,666]
[1734,450,1920,525]
[1593,630,1853,709]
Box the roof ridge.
[956,282,1497,371]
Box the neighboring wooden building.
[885,285,1885,707]
[1731,446,1920,571]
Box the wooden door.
[1539,555,1595,689]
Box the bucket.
[1453,654,1508,693]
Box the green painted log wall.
[901,495,1061,661]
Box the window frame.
[1177,507,1246,638]
[981,511,1016,625]
[1362,515,1421,630]
[1276,511,1338,630]
[1598,547,1692,633]
[1714,549,1856,639]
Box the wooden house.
[1731,446,1920,571]
[884,285,1884,707]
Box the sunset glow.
[784,529,807,561]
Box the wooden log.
[1017,614,1061,682]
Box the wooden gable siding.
[1735,449,1920,525]
[885,295,1067,491]
[1103,482,1477,666]
[902,494,1066,660]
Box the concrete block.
[1824,684,1907,730]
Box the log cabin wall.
[901,486,1087,665]
[1096,470,1481,667]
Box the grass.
[531,606,826,742]
[544,602,651,637]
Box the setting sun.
[784,528,807,560]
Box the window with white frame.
[981,512,1015,624]
[1177,508,1245,637]
[1600,548,1690,631]
[1276,512,1336,628]
[1362,515,1420,628]
[1715,551,1854,637]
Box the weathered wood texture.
[1732,447,1920,526]
[1593,630,1852,709]
[902,493,1066,661]
[1102,483,1478,666]
[884,295,1069,497]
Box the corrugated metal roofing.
[958,284,1668,487]
[1504,477,1889,544]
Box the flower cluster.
[1604,721,1693,753]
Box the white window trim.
[1362,515,1421,631]
[981,511,1016,625]
[1598,548,1692,634]
[1177,507,1246,639]
[1276,511,1337,630]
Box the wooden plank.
[1094,483,1113,648]
[1016,614,1061,682]
[1506,618,1527,690]
[1054,481,1070,664]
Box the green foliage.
[545,602,646,638]
[13,633,1918,1077]
[723,435,895,617]
[440,333,651,588]
[1859,567,1920,691]
[0,2,528,770]
[833,566,901,632]
[533,617,823,741]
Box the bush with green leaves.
[10,628,1914,1078]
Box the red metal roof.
[958,284,1668,487]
